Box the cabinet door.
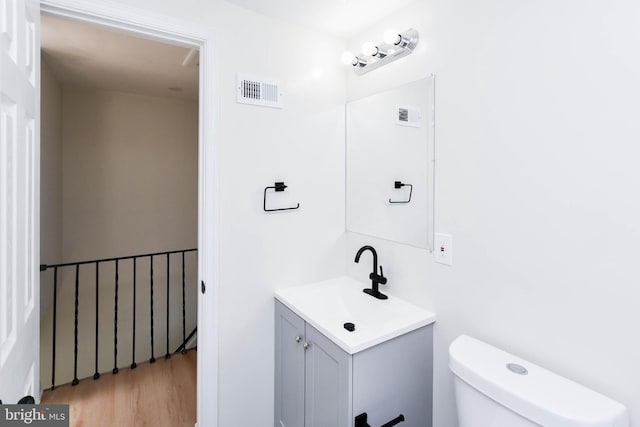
[353,326,433,427]
[275,301,306,427]
[304,324,352,427]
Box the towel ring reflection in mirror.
[389,181,412,204]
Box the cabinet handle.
[295,336,301,343]
[303,342,310,350]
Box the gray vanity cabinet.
[304,323,352,427]
[275,300,433,427]
[275,300,352,427]
[275,300,306,427]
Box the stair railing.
[40,248,197,389]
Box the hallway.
[41,350,197,427]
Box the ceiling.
[41,1,414,98]
[41,15,199,100]
[223,0,416,39]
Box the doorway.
[38,13,199,425]
[36,1,218,425]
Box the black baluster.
[51,267,58,389]
[150,255,155,363]
[165,253,170,359]
[181,251,186,354]
[93,262,100,380]
[131,258,137,369]
[113,259,119,375]
[72,264,80,386]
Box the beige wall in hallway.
[40,57,63,313]
[61,87,198,261]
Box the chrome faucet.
[354,245,388,300]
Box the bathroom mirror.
[346,77,435,250]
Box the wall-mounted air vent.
[237,74,283,109]
[396,105,422,128]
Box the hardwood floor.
[41,349,197,427]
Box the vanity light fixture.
[361,42,386,58]
[383,28,402,45]
[341,51,367,68]
[383,28,418,48]
[342,28,419,75]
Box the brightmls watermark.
[0,405,68,426]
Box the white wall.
[63,2,640,426]
[346,0,640,425]
[212,14,347,427]
[97,1,349,425]
[40,56,63,313]
[39,86,199,386]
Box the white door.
[0,0,40,404]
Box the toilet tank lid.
[449,335,628,427]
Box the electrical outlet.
[434,233,453,265]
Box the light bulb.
[341,51,357,66]
[383,28,401,45]
[361,42,378,56]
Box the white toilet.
[449,335,629,427]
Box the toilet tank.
[449,335,628,427]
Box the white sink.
[275,276,436,354]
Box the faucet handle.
[379,266,387,285]
[370,265,388,285]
